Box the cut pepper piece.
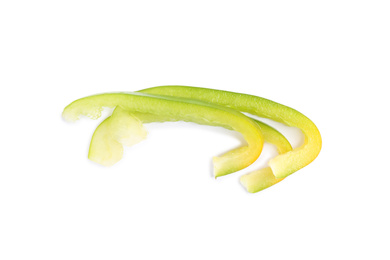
[62,92,264,177]
[88,106,147,166]
[91,107,292,192]
[135,115,293,192]
[138,86,322,179]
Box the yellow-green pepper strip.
[90,108,292,192]
[62,92,263,177]
[138,114,292,192]
[134,112,292,192]
[138,86,322,179]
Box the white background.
[1,1,389,259]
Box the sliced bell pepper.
[90,106,292,192]
[63,92,264,177]
[138,86,322,179]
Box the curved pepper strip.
[62,92,264,177]
[90,107,292,192]
[134,111,293,192]
[138,86,322,180]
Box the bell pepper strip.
[138,86,322,179]
[90,106,292,192]
[134,114,293,192]
[62,92,264,177]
